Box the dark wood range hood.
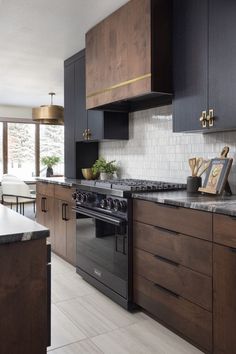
[85,0,172,112]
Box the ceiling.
[0,0,129,107]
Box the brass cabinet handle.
[82,129,87,139]
[207,109,214,127]
[87,129,92,140]
[199,111,207,128]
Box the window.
[40,125,64,176]
[0,123,3,176]
[0,119,64,179]
[8,123,35,178]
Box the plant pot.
[100,172,113,180]
[46,166,53,177]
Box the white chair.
[1,179,36,215]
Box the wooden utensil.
[194,157,204,176]
[189,158,196,177]
[220,146,229,158]
[198,160,210,177]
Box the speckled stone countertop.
[36,177,80,186]
[132,190,236,217]
[0,204,49,245]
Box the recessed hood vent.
[85,0,172,113]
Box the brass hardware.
[86,73,151,98]
[199,111,207,128]
[83,129,92,140]
[207,109,214,127]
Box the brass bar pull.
[87,129,92,140]
[207,109,214,127]
[199,111,207,128]
[82,129,87,140]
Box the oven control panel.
[72,190,128,216]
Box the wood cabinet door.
[65,203,76,266]
[54,199,67,258]
[36,193,45,226]
[173,0,208,132]
[64,61,76,178]
[44,196,55,248]
[213,244,236,354]
[208,0,236,131]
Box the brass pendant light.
[32,92,64,125]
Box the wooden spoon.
[194,157,204,176]
[189,158,196,177]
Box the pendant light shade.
[32,93,64,125]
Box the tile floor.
[48,254,203,354]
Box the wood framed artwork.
[198,158,233,195]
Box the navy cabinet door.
[209,0,236,131]
[64,63,76,178]
[75,55,88,142]
[173,0,208,132]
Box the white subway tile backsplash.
[99,105,236,192]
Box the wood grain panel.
[133,199,212,241]
[213,213,236,248]
[213,244,236,354]
[133,274,212,352]
[54,185,75,204]
[37,182,55,197]
[86,0,151,109]
[133,221,212,276]
[134,248,212,311]
[66,204,76,266]
[0,239,47,354]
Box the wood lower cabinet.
[213,244,236,354]
[36,182,76,266]
[133,199,213,352]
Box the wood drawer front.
[214,213,236,248]
[133,221,212,276]
[133,199,212,241]
[36,182,55,197]
[133,274,212,352]
[134,248,212,311]
[54,185,75,203]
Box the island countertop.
[36,176,79,187]
[0,204,49,245]
[132,190,236,217]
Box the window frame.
[0,117,63,177]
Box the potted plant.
[41,156,60,177]
[92,157,118,180]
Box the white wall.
[0,105,32,119]
[99,105,236,193]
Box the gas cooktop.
[77,179,186,197]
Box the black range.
[72,179,185,309]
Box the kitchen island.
[0,204,50,354]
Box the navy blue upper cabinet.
[64,49,129,143]
[173,0,236,133]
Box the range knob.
[120,200,127,212]
[113,199,120,212]
[72,192,77,201]
[113,199,127,212]
[100,199,107,208]
[107,198,114,210]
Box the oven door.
[73,206,128,299]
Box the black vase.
[187,176,202,193]
[46,166,53,177]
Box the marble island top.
[36,176,79,186]
[132,190,236,217]
[0,204,49,245]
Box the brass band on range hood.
[32,93,64,125]
[86,73,151,98]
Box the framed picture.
[198,158,233,195]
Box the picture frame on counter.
[198,158,233,195]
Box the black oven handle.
[72,206,126,227]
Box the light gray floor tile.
[91,319,203,354]
[48,304,86,351]
[49,338,102,354]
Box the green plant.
[92,157,118,175]
[41,155,60,168]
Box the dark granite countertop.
[132,190,236,217]
[36,177,80,187]
[0,204,49,245]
